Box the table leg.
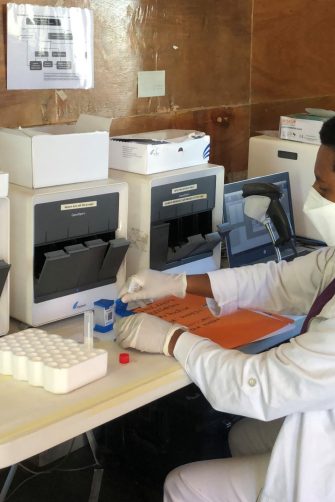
[86,431,104,502]
[88,467,104,502]
[0,432,103,502]
[86,430,99,464]
[0,464,18,502]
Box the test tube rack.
[0,328,108,394]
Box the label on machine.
[162,194,207,207]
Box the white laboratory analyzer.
[0,172,10,335]
[248,134,323,242]
[9,179,129,326]
[110,163,225,277]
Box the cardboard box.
[279,109,335,145]
[109,129,210,174]
[0,115,111,188]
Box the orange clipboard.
[135,294,294,349]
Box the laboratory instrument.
[110,163,225,277]
[248,134,324,242]
[9,178,129,326]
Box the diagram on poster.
[7,3,94,90]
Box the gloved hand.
[119,269,187,303]
[114,313,185,356]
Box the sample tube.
[84,310,94,351]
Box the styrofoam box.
[0,172,8,198]
[0,329,108,394]
[0,124,109,188]
[109,129,210,174]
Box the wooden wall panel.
[93,0,252,115]
[132,0,252,111]
[251,0,335,102]
[0,0,251,128]
[0,0,334,176]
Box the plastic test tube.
[84,310,94,351]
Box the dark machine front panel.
[34,192,129,302]
[150,175,220,270]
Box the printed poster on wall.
[7,3,94,90]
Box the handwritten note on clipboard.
[135,295,294,349]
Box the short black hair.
[320,116,335,149]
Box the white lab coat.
[173,247,335,502]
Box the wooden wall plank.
[0,0,334,177]
[251,0,335,102]
[0,0,252,127]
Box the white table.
[0,312,303,500]
[1,311,306,468]
[0,314,191,502]
[0,315,191,469]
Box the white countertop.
[0,315,190,468]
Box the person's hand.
[114,313,185,356]
[119,269,187,303]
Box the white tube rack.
[0,328,108,393]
